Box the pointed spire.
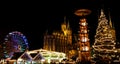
[67,20,70,30]
[100,9,106,18]
[61,16,67,32]
[109,19,113,28]
[108,10,113,28]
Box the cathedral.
[43,17,72,58]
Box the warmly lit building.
[43,34,56,51]
[43,17,72,57]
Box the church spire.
[108,9,115,29]
[61,16,67,35]
[67,20,70,30]
[108,9,113,28]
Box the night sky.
[1,0,120,50]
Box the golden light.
[41,59,45,62]
[82,46,89,51]
[81,22,87,26]
[81,37,88,42]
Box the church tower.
[61,16,72,44]
[43,16,72,58]
[108,11,116,40]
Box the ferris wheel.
[3,31,29,58]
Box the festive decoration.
[74,9,91,62]
[92,9,119,63]
[93,9,116,51]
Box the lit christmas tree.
[93,9,116,52]
[92,9,118,63]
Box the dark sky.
[1,0,120,50]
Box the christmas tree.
[92,9,117,63]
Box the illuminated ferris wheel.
[3,31,29,58]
